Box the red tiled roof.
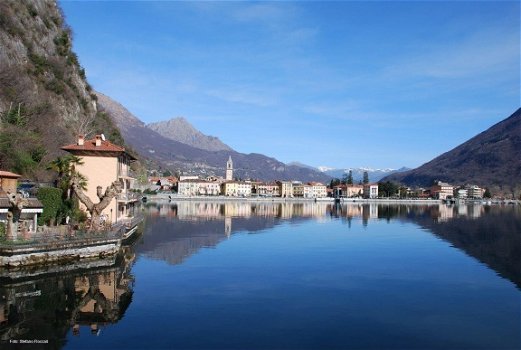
[61,137,126,153]
[0,171,21,178]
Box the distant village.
[0,134,504,267]
[145,156,489,201]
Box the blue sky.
[60,1,519,170]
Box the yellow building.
[277,181,293,198]
[62,135,137,224]
[293,183,313,198]
[221,181,252,197]
[0,171,21,194]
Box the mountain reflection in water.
[0,201,519,349]
[141,201,520,289]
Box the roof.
[62,137,136,159]
[0,171,21,179]
[0,192,43,208]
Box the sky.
[60,1,520,170]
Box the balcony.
[117,192,140,203]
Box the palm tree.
[47,155,85,199]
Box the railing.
[117,212,144,229]
[0,225,126,249]
[117,192,140,202]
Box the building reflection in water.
[0,247,135,345]
[141,201,519,290]
[143,201,492,236]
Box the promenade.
[147,194,443,204]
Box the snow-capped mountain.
[318,167,410,182]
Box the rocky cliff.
[147,117,232,152]
[0,0,122,180]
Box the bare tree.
[71,175,121,231]
[6,192,28,240]
[71,109,95,138]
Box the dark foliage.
[383,109,521,198]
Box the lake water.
[1,202,520,349]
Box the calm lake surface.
[1,202,520,349]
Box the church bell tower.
[225,156,233,181]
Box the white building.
[309,182,327,198]
[466,185,485,199]
[178,179,221,196]
[363,183,379,199]
[221,181,252,197]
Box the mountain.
[97,93,331,183]
[319,167,410,183]
[147,118,232,152]
[287,162,318,171]
[383,108,521,197]
[0,0,123,180]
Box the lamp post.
[110,209,113,224]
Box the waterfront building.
[466,185,485,199]
[293,183,313,198]
[62,135,138,224]
[430,181,454,200]
[253,183,280,197]
[363,183,379,199]
[277,181,293,198]
[178,179,221,196]
[309,182,327,198]
[457,188,468,199]
[226,156,233,181]
[332,184,364,198]
[221,181,252,197]
[346,184,364,197]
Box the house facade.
[466,185,484,199]
[277,181,293,198]
[309,182,327,198]
[221,181,252,197]
[62,135,137,224]
[0,171,43,237]
[253,183,280,197]
[178,179,221,196]
[430,181,454,200]
[363,183,379,199]
[293,183,313,198]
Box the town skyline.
[60,1,519,169]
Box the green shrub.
[28,52,50,75]
[0,222,5,240]
[37,187,63,226]
[45,79,65,94]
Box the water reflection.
[145,201,495,222]
[141,201,520,289]
[0,247,135,347]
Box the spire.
[226,156,233,181]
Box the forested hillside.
[0,0,122,181]
[383,108,521,197]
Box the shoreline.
[148,194,443,204]
[146,194,519,205]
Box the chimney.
[78,135,84,146]
[95,135,102,147]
